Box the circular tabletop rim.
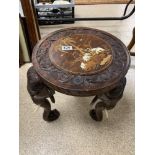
[32,27,130,96]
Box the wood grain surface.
[32,27,130,96]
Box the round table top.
[32,27,130,96]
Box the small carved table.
[27,27,130,122]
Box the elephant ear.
[36,87,49,98]
[27,66,44,95]
[105,77,126,99]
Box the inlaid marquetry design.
[32,27,130,96]
[49,34,112,75]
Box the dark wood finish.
[27,27,130,122]
[90,77,126,121]
[128,27,135,56]
[31,0,41,39]
[27,66,60,122]
[32,27,130,96]
[20,0,41,55]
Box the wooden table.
[27,27,130,122]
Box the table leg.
[128,27,135,56]
[90,77,126,121]
[27,66,60,122]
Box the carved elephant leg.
[90,77,126,121]
[27,66,60,122]
[90,95,104,121]
[32,97,60,122]
[90,102,105,121]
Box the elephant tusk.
[104,109,109,119]
[33,104,41,113]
